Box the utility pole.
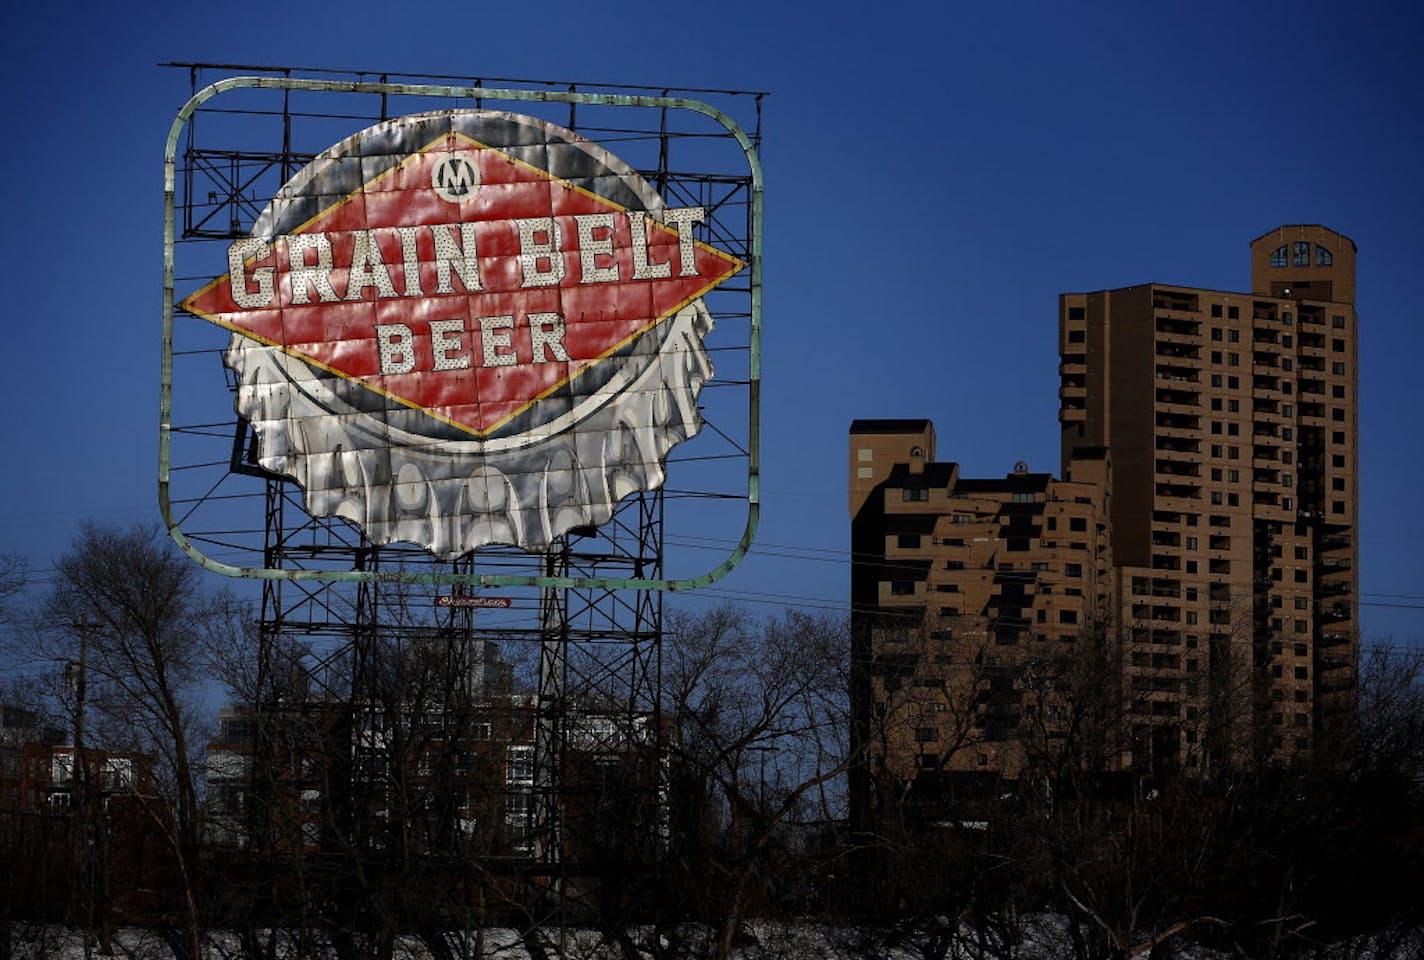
[66,618,92,957]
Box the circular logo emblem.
[431,154,480,203]
[180,110,744,557]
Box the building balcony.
[1155,388,1200,408]
[1317,555,1352,573]
[1318,604,1352,624]
[1155,316,1201,337]
[1155,335,1200,353]
[1154,483,1202,505]
[1155,459,1200,478]
[1156,366,1200,384]
[1318,651,1353,671]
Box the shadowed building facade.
[1059,224,1357,770]
[849,421,1115,816]
[850,226,1359,813]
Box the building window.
[897,534,921,548]
[1292,241,1310,266]
[1332,315,1346,329]
[1069,306,1086,320]
[1065,563,1082,578]
[1059,610,1078,625]
[1315,245,1333,267]
[1270,246,1288,267]
[903,487,928,502]
[1068,329,1085,343]
[857,448,873,462]
[507,745,534,784]
[914,727,940,743]
[890,580,915,596]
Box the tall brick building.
[1060,224,1357,769]
[849,421,1115,795]
[850,225,1358,803]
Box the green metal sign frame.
[161,77,761,591]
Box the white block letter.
[287,234,339,304]
[430,318,469,371]
[375,323,417,375]
[529,313,571,363]
[574,213,619,284]
[517,218,565,288]
[479,315,517,367]
[227,238,274,309]
[433,223,483,293]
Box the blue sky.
[2,0,1422,643]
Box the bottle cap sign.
[181,110,743,557]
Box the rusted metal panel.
[161,80,762,589]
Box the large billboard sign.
[161,80,761,587]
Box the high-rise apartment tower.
[1058,225,1357,769]
[849,227,1359,823]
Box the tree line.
[1,524,1422,959]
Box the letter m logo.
[432,156,480,202]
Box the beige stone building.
[850,420,1113,783]
[1059,224,1357,769]
[850,225,1358,799]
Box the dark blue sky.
[2,1,1421,642]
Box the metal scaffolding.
[165,62,761,926]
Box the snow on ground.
[8,922,1421,959]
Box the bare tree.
[41,522,239,960]
[0,553,28,623]
[656,603,852,960]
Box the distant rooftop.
[850,418,933,434]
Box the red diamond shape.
[181,132,744,436]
